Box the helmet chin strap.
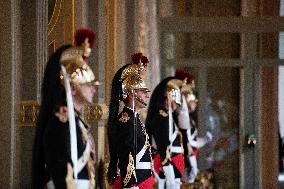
[135,96,147,106]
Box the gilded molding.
[18,100,108,127]
[83,103,109,124]
[104,0,117,105]
[48,40,56,53]
[48,0,63,35]
[18,100,40,127]
[137,0,146,53]
[48,0,74,54]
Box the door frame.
[158,16,284,189]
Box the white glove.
[157,179,165,189]
[163,164,182,189]
[153,169,166,189]
[188,156,198,183]
[163,164,175,184]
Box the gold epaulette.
[119,112,130,123]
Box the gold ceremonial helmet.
[120,63,150,99]
[181,80,195,95]
[183,80,198,102]
[59,28,99,85]
[175,68,195,95]
[121,62,145,81]
[60,46,97,85]
[167,79,183,105]
[186,93,198,102]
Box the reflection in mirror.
[166,66,240,188]
[161,32,240,59]
[203,67,240,188]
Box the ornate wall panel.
[18,100,107,127]
[19,0,74,126]
[48,0,74,55]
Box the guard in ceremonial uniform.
[145,77,185,189]
[184,91,212,183]
[175,68,212,183]
[32,28,98,189]
[107,53,154,189]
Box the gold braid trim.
[65,163,76,189]
[187,143,194,156]
[123,152,137,186]
[161,146,172,165]
[87,159,96,189]
[89,171,95,189]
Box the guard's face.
[75,82,97,105]
[135,89,150,109]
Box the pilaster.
[0,0,22,188]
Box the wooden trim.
[159,17,284,33]
[260,66,279,189]
[163,58,284,67]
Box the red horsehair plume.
[131,52,149,67]
[74,28,96,48]
[175,68,194,84]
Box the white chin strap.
[168,102,173,148]
[177,95,191,130]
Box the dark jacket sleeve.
[152,114,170,163]
[107,122,119,183]
[43,116,71,189]
[117,115,137,187]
